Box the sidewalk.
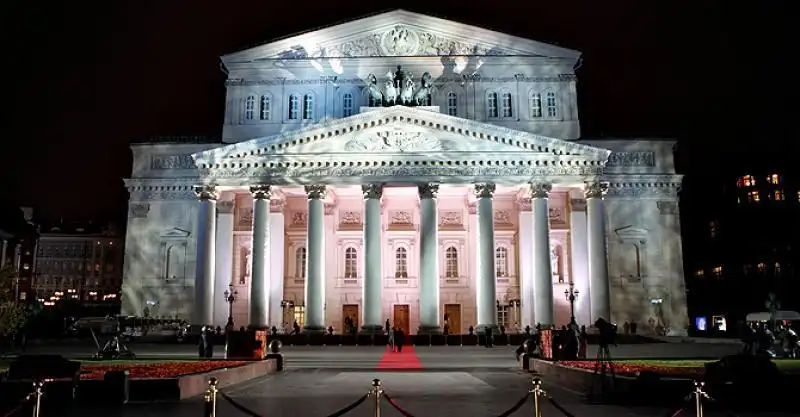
[652,335,742,345]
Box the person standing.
[395,328,405,352]
[388,327,395,352]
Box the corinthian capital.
[530,183,552,199]
[250,184,272,200]
[418,183,439,199]
[362,183,384,200]
[473,183,496,198]
[304,185,328,199]
[584,181,608,199]
[194,185,217,201]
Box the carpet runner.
[377,345,423,369]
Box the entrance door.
[393,304,410,336]
[444,304,462,334]
[342,304,359,333]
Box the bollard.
[692,381,708,417]
[530,378,544,417]
[204,377,219,417]
[30,380,43,417]
[371,378,383,417]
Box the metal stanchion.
[204,377,219,417]
[530,378,545,417]
[371,378,383,417]
[30,380,43,417]
[692,381,709,417]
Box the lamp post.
[223,284,237,329]
[280,300,294,332]
[564,282,579,327]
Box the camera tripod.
[588,344,616,401]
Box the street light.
[223,283,238,329]
[564,282,579,327]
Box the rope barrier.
[381,393,415,417]
[493,392,530,417]
[218,392,264,417]
[324,394,369,417]
[543,396,577,417]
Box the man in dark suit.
[395,328,405,352]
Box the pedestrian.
[388,326,395,351]
[395,328,405,352]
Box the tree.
[0,266,27,339]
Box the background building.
[681,151,799,335]
[33,222,123,312]
[0,206,39,301]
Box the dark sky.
[3,1,795,226]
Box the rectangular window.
[259,96,271,120]
[497,305,509,329]
[446,92,457,116]
[712,266,723,278]
[501,93,513,118]
[767,174,780,184]
[748,191,759,202]
[774,190,784,200]
[487,94,498,118]
[529,93,542,118]
[545,91,557,117]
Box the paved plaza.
[25,343,789,417]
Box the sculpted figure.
[414,72,434,106]
[400,77,414,105]
[384,80,397,105]
[363,74,383,106]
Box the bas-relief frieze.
[494,210,512,225]
[439,211,462,226]
[150,154,196,170]
[605,182,681,199]
[127,186,197,202]
[548,207,566,225]
[128,203,150,218]
[605,152,656,167]
[203,165,603,182]
[340,211,362,225]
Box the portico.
[189,106,613,333]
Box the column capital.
[304,185,328,199]
[249,184,272,200]
[516,198,532,212]
[217,200,235,214]
[473,183,496,198]
[362,183,384,200]
[418,183,439,199]
[530,182,552,199]
[570,198,587,212]
[194,185,217,201]
[584,181,608,199]
[270,199,285,213]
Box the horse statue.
[400,77,414,105]
[384,80,397,106]
[363,74,383,106]
[414,72,434,106]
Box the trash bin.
[104,370,130,405]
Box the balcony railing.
[336,277,362,288]
[496,275,517,285]
[285,276,305,288]
[384,276,418,288]
[440,276,468,288]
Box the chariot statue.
[363,73,384,106]
[363,65,433,108]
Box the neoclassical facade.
[121,10,689,335]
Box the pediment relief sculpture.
[548,207,565,225]
[161,227,191,239]
[345,128,442,153]
[340,210,362,225]
[439,211,462,226]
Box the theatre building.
[121,10,688,335]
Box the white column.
[304,185,327,332]
[269,200,285,329]
[248,185,271,328]
[213,199,235,327]
[568,196,590,326]
[531,183,554,326]
[475,183,498,333]
[417,183,441,334]
[585,181,611,323]
[193,185,217,327]
[362,184,384,332]
[517,201,534,328]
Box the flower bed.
[558,360,704,378]
[80,360,248,380]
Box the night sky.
[3,1,794,227]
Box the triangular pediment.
[161,227,191,239]
[193,106,610,165]
[614,225,649,238]
[221,10,580,64]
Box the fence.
[1,377,741,417]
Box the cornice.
[225,74,575,87]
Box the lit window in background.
[773,190,784,200]
[748,191,760,202]
[737,175,756,187]
[767,174,780,184]
[712,266,723,278]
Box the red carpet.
[377,345,423,369]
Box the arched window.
[344,247,358,278]
[529,92,542,118]
[295,247,307,278]
[546,91,557,117]
[495,247,508,277]
[259,95,271,120]
[244,95,256,120]
[445,247,459,278]
[487,92,498,118]
[501,92,513,118]
[302,93,314,120]
[446,92,458,116]
[288,94,300,120]
[342,93,354,117]
[395,247,408,278]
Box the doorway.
[393,304,410,336]
[444,304,462,334]
[342,304,359,333]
